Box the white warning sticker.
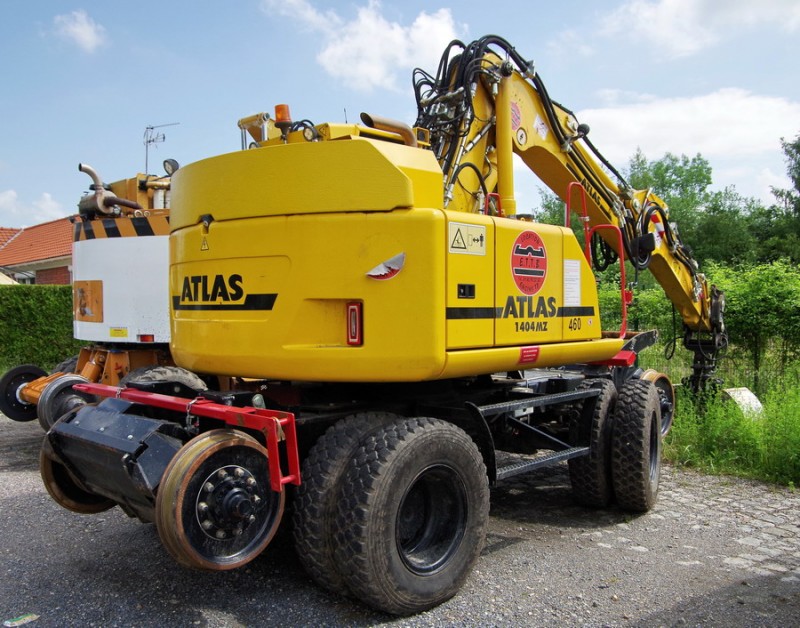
[448,222,486,256]
[563,259,581,307]
[534,115,549,141]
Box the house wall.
[35,266,71,285]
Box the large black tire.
[292,412,400,596]
[0,364,47,422]
[611,379,662,513]
[120,365,207,393]
[333,417,489,616]
[568,379,617,508]
[49,355,79,375]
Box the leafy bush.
[665,375,800,486]
[0,285,83,371]
[707,260,800,394]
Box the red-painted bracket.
[74,382,301,492]
[590,350,637,367]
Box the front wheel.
[611,379,662,512]
[334,417,489,615]
[568,378,617,507]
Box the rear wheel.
[334,417,489,615]
[568,379,617,507]
[0,365,47,422]
[155,429,284,570]
[292,412,399,595]
[611,379,662,512]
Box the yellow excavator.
[40,36,726,616]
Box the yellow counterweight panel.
[171,209,449,382]
[169,138,443,232]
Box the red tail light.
[347,302,362,346]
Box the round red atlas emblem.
[511,230,547,295]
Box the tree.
[693,187,758,265]
[627,149,713,244]
[707,260,800,394]
[754,132,800,263]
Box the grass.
[651,348,800,487]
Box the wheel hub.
[196,465,263,540]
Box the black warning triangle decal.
[451,228,467,250]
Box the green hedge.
[0,285,83,371]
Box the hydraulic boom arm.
[414,36,727,390]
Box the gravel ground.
[1,417,798,627]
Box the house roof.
[0,217,72,267]
[0,227,20,248]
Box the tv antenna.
[144,122,179,173]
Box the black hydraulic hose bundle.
[413,34,702,281]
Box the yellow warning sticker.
[448,222,486,256]
[109,327,129,338]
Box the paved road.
[1,417,798,627]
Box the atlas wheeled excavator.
[39,36,726,616]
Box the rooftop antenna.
[144,122,179,173]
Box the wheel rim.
[396,464,467,575]
[40,448,115,514]
[641,370,675,436]
[0,365,47,422]
[38,374,91,430]
[156,430,284,571]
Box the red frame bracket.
[74,383,301,492]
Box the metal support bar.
[496,447,589,481]
[475,387,599,417]
[506,415,572,450]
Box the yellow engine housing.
[168,136,623,382]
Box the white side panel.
[73,236,170,343]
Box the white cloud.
[261,0,465,91]
[0,190,66,227]
[576,88,800,202]
[579,88,800,161]
[54,10,107,53]
[602,0,800,58]
[547,29,595,60]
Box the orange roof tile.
[0,227,20,248]
[0,218,73,266]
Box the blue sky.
[1,0,799,227]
